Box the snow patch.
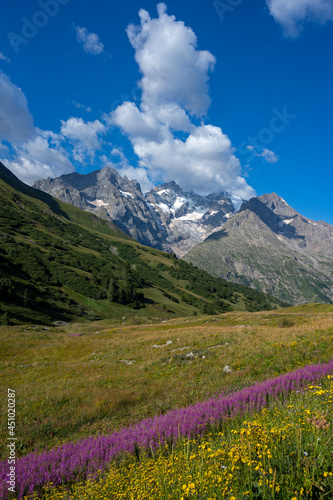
[176,208,206,221]
[120,190,134,198]
[156,188,170,195]
[157,202,171,213]
[173,196,187,210]
[283,218,294,225]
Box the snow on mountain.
[34,170,236,256]
[145,181,235,256]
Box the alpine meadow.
[1,1,333,499]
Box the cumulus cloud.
[101,148,154,193]
[127,2,215,117]
[5,133,74,185]
[0,71,110,185]
[0,71,75,184]
[110,3,255,201]
[267,0,333,36]
[76,26,104,55]
[259,148,279,164]
[61,117,106,161]
[112,102,161,141]
[0,73,35,143]
[134,123,254,198]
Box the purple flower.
[1,359,332,499]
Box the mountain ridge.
[12,163,333,305]
[34,166,235,256]
[185,193,333,305]
[0,161,285,325]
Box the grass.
[35,375,333,499]
[0,161,287,325]
[1,305,333,462]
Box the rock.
[186,351,195,358]
[153,340,172,348]
[184,193,333,305]
[33,168,235,256]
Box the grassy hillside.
[183,207,333,306]
[0,162,286,325]
[1,304,333,461]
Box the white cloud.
[101,149,154,193]
[259,148,279,164]
[127,2,215,117]
[112,101,161,141]
[118,164,154,193]
[111,3,255,201]
[61,117,106,161]
[5,133,74,185]
[76,26,104,55]
[133,123,255,198]
[72,101,92,113]
[0,72,35,143]
[267,0,333,36]
[0,53,10,63]
[0,72,75,184]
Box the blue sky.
[0,0,332,222]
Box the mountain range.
[34,167,234,256]
[185,193,333,305]
[0,161,282,325]
[33,167,333,306]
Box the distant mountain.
[184,193,333,305]
[34,168,235,255]
[0,162,284,325]
[34,167,167,250]
[145,181,234,256]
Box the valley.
[33,166,333,306]
[1,304,333,461]
[0,162,284,327]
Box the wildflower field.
[36,375,333,499]
[1,304,333,498]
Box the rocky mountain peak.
[151,180,182,194]
[33,167,236,256]
[185,192,333,305]
[258,192,298,219]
